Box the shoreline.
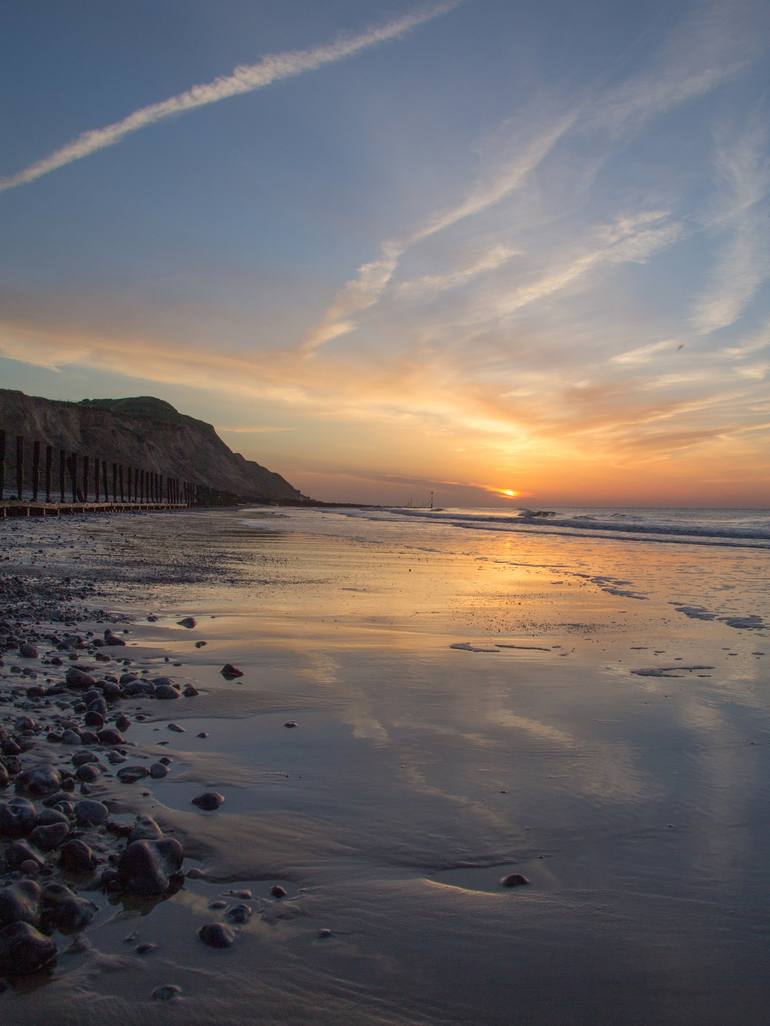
[1,508,769,1025]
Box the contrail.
[0,2,458,193]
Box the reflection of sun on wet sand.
[0,507,769,1025]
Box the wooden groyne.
[0,428,199,515]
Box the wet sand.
[1,507,769,1025]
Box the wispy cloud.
[0,2,458,194]
[691,107,770,334]
[300,115,574,353]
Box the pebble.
[220,664,243,679]
[192,792,224,811]
[284,721,298,729]
[198,923,236,948]
[152,984,182,1001]
[499,873,530,888]
[0,921,57,976]
[117,838,184,896]
[177,618,196,629]
[271,884,287,898]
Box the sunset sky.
[2,0,770,506]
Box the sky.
[2,0,770,507]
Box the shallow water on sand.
[4,508,770,1025]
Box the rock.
[177,618,196,629]
[40,883,97,933]
[183,685,199,697]
[191,792,224,811]
[74,799,109,827]
[220,664,243,679]
[117,838,184,896]
[117,765,148,784]
[103,630,126,647]
[194,641,206,648]
[15,764,61,797]
[167,723,184,733]
[155,685,179,700]
[226,904,253,924]
[284,721,298,729]
[0,880,42,928]
[5,841,44,870]
[136,942,158,954]
[60,839,98,874]
[128,815,164,843]
[149,763,168,779]
[72,751,99,767]
[75,763,101,783]
[83,710,104,729]
[29,821,69,851]
[152,984,182,1001]
[61,729,81,746]
[0,798,37,836]
[65,668,95,689]
[499,873,530,888]
[318,928,332,939]
[271,884,287,898]
[19,644,38,659]
[0,921,57,976]
[115,714,131,731]
[97,728,125,746]
[198,923,236,948]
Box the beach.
[1,506,769,1025]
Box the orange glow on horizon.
[492,488,520,498]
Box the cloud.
[612,339,683,365]
[0,2,458,194]
[300,114,575,353]
[395,244,518,299]
[691,107,770,334]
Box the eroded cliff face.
[0,390,302,502]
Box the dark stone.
[198,923,235,948]
[149,763,168,779]
[18,644,38,659]
[0,799,37,836]
[117,838,184,896]
[271,884,287,898]
[40,882,97,933]
[29,821,69,851]
[75,763,101,783]
[499,873,530,888]
[97,728,125,746]
[191,792,224,811]
[60,839,98,874]
[155,685,179,700]
[0,880,42,928]
[65,668,95,689]
[0,921,57,976]
[117,765,148,783]
[128,815,163,843]
[152,984,181,1000]
[103,631,126,647]
[226,904,253,924]
[5,841,44,870]
[75,800,109,827]
[177,618,196,629]
[220,664,243,679]
[15,765,61,798]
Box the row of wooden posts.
[0,430,197,505]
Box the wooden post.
[32,441,40,501]
[82,455,89,503]
[16,435,23,500]
[102,460,108,503]
[0,430,5,500]
[112,463,117,502]
[68,453,77,502]
[126,466,132,503]
[94,457,100,502]
[45,445,52,503]
[119,465,124,502]
[59,450,66,503]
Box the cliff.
[0,389,302,502]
